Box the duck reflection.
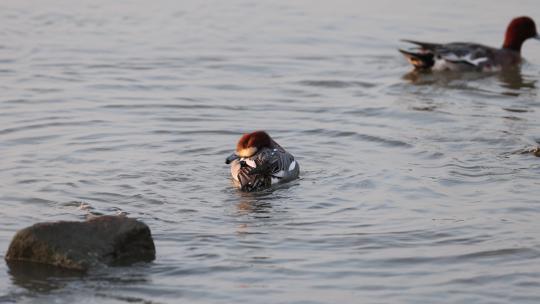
[498,67,536,91]
[229,181,298,236]
[233,191,274,236]
[402,69,490,85]
[235,191,274,217]
[233,179,300,216]
[402,67,536,94]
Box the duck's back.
[230,144,299,191]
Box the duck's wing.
[434,43,494,68]
[253,147,299,182]
[248,149,279,176]
[233,159,271,192]
[401,39,442,51]
[247,147,298,180]
[230,149,277,191]
[400,40,495,70]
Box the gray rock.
[5,215,155,271]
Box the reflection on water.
[402,69,497,86]
[236,197,273,216]
[403,63,537,98]
[498,68,537,92]
[6,260,83,293]
[234,182,300,216]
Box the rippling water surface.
[1,1,540,303]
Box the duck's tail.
[398,49,435,69]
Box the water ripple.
[2,1,540,303]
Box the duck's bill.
[225,153,239,164]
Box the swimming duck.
[225,131,300,192]
[399,16,539,72]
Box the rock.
[4,215,155,271]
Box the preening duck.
[225,131,300,192]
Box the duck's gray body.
[399,40,521,72]
[230,140,299,192]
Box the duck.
[225,131,300,192]
[399,16,539,72]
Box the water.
[1,0,540,303]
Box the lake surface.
[1,1,540,303]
